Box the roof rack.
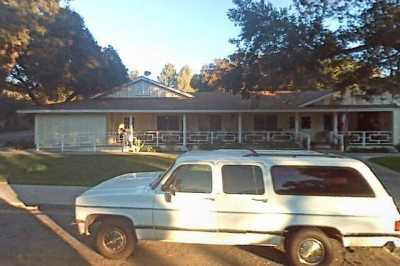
[243,150,344,158]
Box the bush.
[4,139,34,149]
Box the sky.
[69,0,292,78]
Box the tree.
[129,69,140,80]
[176,65,194,92]
[0,0,60,88]
[157,63,177,87]
[4,7,129,104]
[214,0,400,95]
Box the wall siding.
[36,114,106,147]
[107,80,181,98]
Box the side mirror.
[168,183,176,196]
[162,183,176,203]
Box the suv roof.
[177,149,359,164]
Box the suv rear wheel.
[95,218,137,260]
[285,228,344,266]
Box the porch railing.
[36,130,311,152]
[332,131,393,150]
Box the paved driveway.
[0,202,399,266]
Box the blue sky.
[69,0,292,77]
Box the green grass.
[369,156,400,173]
[0,150,176,186]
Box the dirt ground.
[1,203,399,266]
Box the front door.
[215,163,280,245]
[153,163,218,243]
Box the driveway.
[0,202,399,266]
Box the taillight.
[395,220,400,231]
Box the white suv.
[75,150,400,265]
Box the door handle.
[252,198,268,203]
[204,197,216,201]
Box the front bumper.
[75,219,87,235]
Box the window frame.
[218,162,269,197]
[161,162,214,194]
[157,115,180,131]
[254,114,278,131]
[301,116,312,129]
[270,165,375,198]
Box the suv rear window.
[271,165,374,197]
[222,165,265,195]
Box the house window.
[301,116,311,129]
[157,115,179,131]
[323,114,333,131]
[254,114,277,130]
[289,116,295,129]
[135,86,150,96]
[210,115,222,131]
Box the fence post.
[61,134,64,153]
[362,132,366,147]
[93,134,97,152]
[306,135,311,150]
[340,135,345,152]
[156,131,159,147]
[210,131,214,144]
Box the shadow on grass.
[0,150,174,186]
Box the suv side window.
[222,165,265,195]
[271,165,375,197]
[166,164,212,193]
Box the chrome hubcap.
[297,238,325,265]
[103,228,127,253]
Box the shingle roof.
[18,90,337,113]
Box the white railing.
[36,130,311,152]
[332,131,393,149]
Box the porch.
[102,111,396,151]
[34,110,396,152]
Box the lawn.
[0,150,176,186]
[369,156,400,173]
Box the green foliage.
[0,0,60,88]
[1,2,129,105]
[157,63,177,87]
[176,65,194,92]
[129,69,140,80]
[210,0,400,95]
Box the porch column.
[294,112,300,135]
[34,115,40,151]
[393,110,399,145]
[129,115,133,139]
[333,112,338,144]
[238,113,242,144]
[182,113,187,149]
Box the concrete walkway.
[0,182,88,206]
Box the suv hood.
[76,171,163,206]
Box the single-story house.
[18,76,400,151]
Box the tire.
[285,228,344,266]
[95,218,136,260]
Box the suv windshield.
[150,162,175,189]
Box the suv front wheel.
[285,228,344,266]
[95,218,137,260]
